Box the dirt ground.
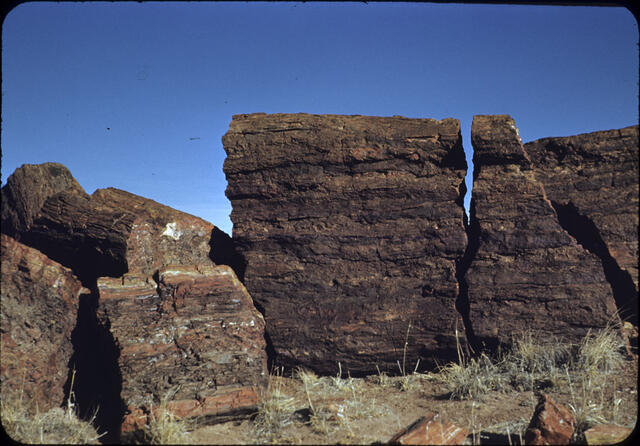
[187,357,637,445]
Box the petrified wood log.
[525,126,639,324]
[464,115,619,350]
[223,113,468,374]
[0,234,82,412]
[96,265,267,434]
[1,164,234,283]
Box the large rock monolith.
[463,115,619,350]
[525,126,639,324]
[223,113,468,374]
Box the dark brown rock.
[524,393,575,445]
[0,233,82,412]
[0,162,86,239]
[464,115,619,350]
[96,265,267,434]
[223,113,468,374]
[388,413,470,445]
[525,126,639,324]
[1,164,234,283]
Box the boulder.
[0,234,82,412]
[1,164,235,283]
[96,265,268,434]
[388,413,470,445]
[525,126,639,324]
[524,393,575,445]
[223,113,468,374]
[463,115,619,350]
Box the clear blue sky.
[2,2,638,235]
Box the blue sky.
[2,2,638,235]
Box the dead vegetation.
[2,324,635,444]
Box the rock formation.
[96,265,267,435]
[223,113,468,374]
[1,164,237,284]
[525,126,639,324]
[463,115,619,350]
[0,234,82,412]
[1,163,266,440]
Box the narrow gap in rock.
[63,280,125,444]
[551,200,638,326]
[454,198,481,355]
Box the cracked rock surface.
[464,115,619,350]
[525,126,639,324]
[223,113,468,374]
[96,265,267,434]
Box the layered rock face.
[1,164,233,283]
[525,126,639,324]
[96,265,267,433]
[0,234,82,412]
[463,115,619,349]
[223,113,468,374]
[1,163,266,439]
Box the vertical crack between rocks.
[63,281,125,444]
[551,200,638,326]
[455,197,481,355]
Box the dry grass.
[0,384,103,444]
[142,399,193,445]
[253,368,298,442]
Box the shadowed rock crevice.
[551,200,638,326]
[63,286,125,444]
[454,200,481,355]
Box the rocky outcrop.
[96,265,267,435]
[1,165,235,284]
[0,162,86,238]
[525,126,639,324]
[223,113,468,374]
[0,234,82,412]
[463,115,619,350]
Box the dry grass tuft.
[253,371,298,442]
[0,387,103,444]
[432,353,508,400]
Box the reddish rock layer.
[1,164,233,282]
[223,113,468,374]
[0,234,82,412]
[96,265,267,433]
[525,126,639,323]
[464,115,619,350]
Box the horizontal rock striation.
[96,265,267,434]
[1,164,235,283]
[223,113,468,374]
[1,233,82,412]
[525,126,639,324]
[464,115,619,350]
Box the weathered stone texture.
[1,164,232,282]
[223,113,468,374]
[524,393,575,445]
[0,234,82,412]
[96,265,267,432]
[0,162,86,238]
[464,115,618,350]
[525,126,639,322]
